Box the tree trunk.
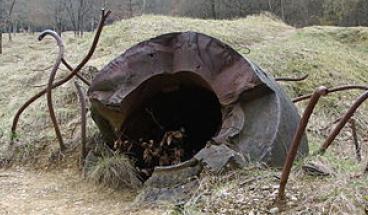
[210,0,216,19]
[80,17,84,37]
[142,0,146,14]
[280,0,285,21]
[8,24,12,41]
[6,0,16,42]
[0,32,2,54]
[268,0,272,10]
[171,0,179,16]
[129,0,133,18]
[91,16,94,31]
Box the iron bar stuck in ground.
[38,30,66,151]
[74,81,87,166]
[277,86,328,202]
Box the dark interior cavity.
[117,72,222,179]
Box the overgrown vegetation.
[0,14,367,213]
[86,152,142,190]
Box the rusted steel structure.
[88,32,308,169]
[12,11,313,203]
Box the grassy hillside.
[0,14,367,213]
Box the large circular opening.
[115,72,222,179]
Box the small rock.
[272,185,279,189]
[287,201,296,207]
[270,207,279,214]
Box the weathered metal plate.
[88,31,308,167]
[135,159,202,205]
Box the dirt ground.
[0,167,164,215]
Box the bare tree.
[0,0,16,50]
[64,0,91,37]
[209,0,216,19]
[280,0,285,21]
[51,0,66,36]
[0,0,16,53]
[6,0,16,41]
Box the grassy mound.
[0,14,367,213]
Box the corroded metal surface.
[88,32,308,167]
[135,159,202,204]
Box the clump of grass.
[86,153,143,190]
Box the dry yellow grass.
[0,14,367,214]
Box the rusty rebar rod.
[275,74,309,82]
[293,85,368,103]
[277,86,328,201]
[349,119,361,162]
[74,81,87,165]
[31,62,90,86]
[38,30,66,151]
[10,9,110,142]
[61,59,91,86]
[318,91,368,155]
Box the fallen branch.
[317,90,368,155]
[277,86,328,202]
[293,85,368,103]
[10,9,110,143]
[275,74,308,82]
